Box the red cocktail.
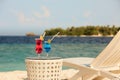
[35,38,43,54]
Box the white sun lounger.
[63,31,120,80]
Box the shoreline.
[0,57,94,80]
[44,35,114,37]
[57,34,114,37]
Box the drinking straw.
[50,32,60,42]
[42,32,46,37]
[40,32,46,41]
[45,32,60,57]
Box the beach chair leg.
[69,70,99,80]
[68,71,82,80]
[100,71,120,80]
[68,71,97,80]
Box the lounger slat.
[91,31,120,68]
[101,48,120,67]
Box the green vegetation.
[45,25,120,36]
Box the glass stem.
[38,54,40,58]
[46,54,48,57]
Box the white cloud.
[17,12,35,24]
[42,6,50,17]
[34,12,42,18]
[83,11,92,18]
[10,6,50,25]
[34,6,50,18]
[10,9,35,24]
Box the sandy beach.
[0,69,79,80]
[0,57,94,80]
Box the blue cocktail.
[44,41,51,56]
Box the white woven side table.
[25,57,62,80]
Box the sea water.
[0,36,112,71]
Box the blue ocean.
[0,36,113,72]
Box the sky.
[0,0,120,35]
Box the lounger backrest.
[90,31,120,69]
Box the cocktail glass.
[44,41,51,57]
[35,38,43,57]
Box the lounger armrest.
[100,71,120,80]
[95,65,120,71]
[63,61,98,73]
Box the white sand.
[0,71,27,80]
[0,57,94,80]
[0,69,79,80]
